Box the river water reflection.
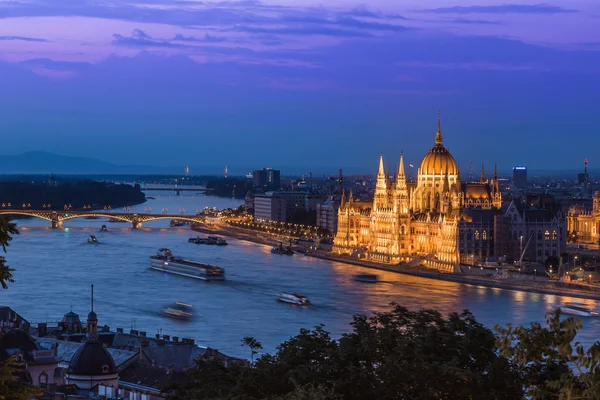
[2,192,599,358]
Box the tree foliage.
[0,217,19,289]
[496,309,600,399]
[0,356,41,400]
[169,305,524,400]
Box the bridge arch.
[59,213,132,223]
[139,215,204,224]
[0,210,53,222]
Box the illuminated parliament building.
[333,117,503,267]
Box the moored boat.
[149,248,225,281]
[88,235,98,244]
[277,292,309,305]
[354,273,378,283]
[100,225,108,232]
[271,242,294,255]
[559,302,599,317]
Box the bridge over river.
[0,209,205,229]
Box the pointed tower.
[86,284,98,343]
[394,153,409,214]
[492,164,501,208]
[435,110,443,145]
[480,163,486,184]
[340,188,346,210]
[374,153,388,210]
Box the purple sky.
[0,0,599,175]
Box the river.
[2,191,599,359]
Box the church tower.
[492,164,502,208]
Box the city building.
[333,117,502,267]
[513,166,527,188]
[252,168,281,190]
[254,191,326,223]
[316,198,340,234]
[567,191,600,248]
[577,159,590,185]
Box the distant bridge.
[0,209,205,229]
[141,186,214,195]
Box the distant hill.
[0,151,178,175]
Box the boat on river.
[170,219,187,227]
[100,225,108,232]
[271,242,293,255]
[559,302,599,317]
[353,273,378,283]
[188,236,228,246]
[149,248,225,281]
[277,292,309,305]
[88,235,98,244]
[162,302,193,320]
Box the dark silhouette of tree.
[0,353,41,399]
[241,336,262,365]
[0,217,19,289]
[169,305,524,400]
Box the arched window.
[475,230,480,241]
[552,230,557,240]
[39,372,48,386]
[545,230,550,241]
[482,230,487,241]
[537,231,542,240]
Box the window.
[475,230,480,241]
[39,372,47,386]
[482,230,487,241]
[538,231,542,240]
[545,230,550,241]
[552,230,557,240]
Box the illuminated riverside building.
[567,191,600,248]
[333,117,502,268]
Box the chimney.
[130,329,138,335]
[155,333,160,339]
[139,331,146,337]
[173,336,179,343]
[38,323,47,337]
[163,335,170,341]
[116,328,123,333]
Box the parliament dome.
[419,117,458,176]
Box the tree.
[0,217,19,289]
[169,305,524,400]
[496,309,600,399]
[0,356,42,400]
[241,336,262,365]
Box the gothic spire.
[443,171,450,193]
[435,111,443,145]
[340,188,346,209]
[348,189,354,204]
[480,162,485,184]
[397,153,406,179]
[376,153,387,190]
[493,163,498,180]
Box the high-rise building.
[577,159,589,185]
[513,166,527,188]
[253,168,281,190]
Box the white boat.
[560,302,599,317]
[149,248,225,281]
[88,235,98,244]
[277,292,309,305]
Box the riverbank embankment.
[191,224,600,301]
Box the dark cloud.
[229,24,374,38]
[112,29,189,49]
[173,33,227,43]
[450,18,502,25]
[419,4,578,14]
[0,35,49,42]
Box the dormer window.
[102,365,109,374]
